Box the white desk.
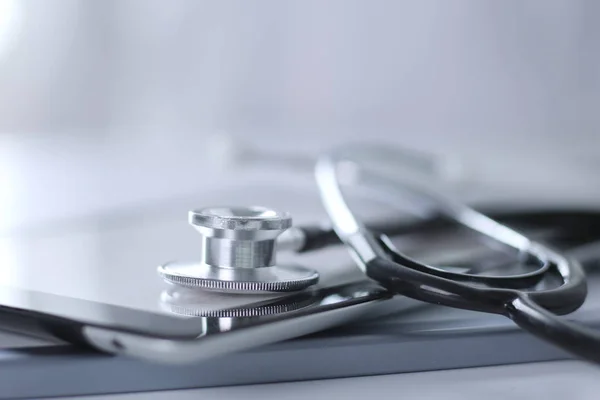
[68,360,598,400]
[2,330,597,400]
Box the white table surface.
[2,330,598,399]
[65,360,598,400]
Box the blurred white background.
[0,0,599,229]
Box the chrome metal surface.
[190,206,292,241]
[202,237,276,268]
[157,261,319,293]
[84,296,386,364]
[158,206,319,293]
[160,287,318,317]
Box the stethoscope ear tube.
[365,254,600,364]
[508,294,600,364]
[316,144,600,365]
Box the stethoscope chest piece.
[157,206,319,293]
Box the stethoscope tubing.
[313,145,600,365]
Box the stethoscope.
[158,144,600,365]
